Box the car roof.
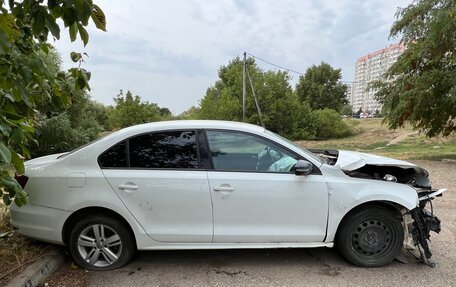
[111,120,266,138]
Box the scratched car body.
[10,120,446,270]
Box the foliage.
[375,0,456,137]
[33,113,96,157]
[0,0,106,206]
[340,104,354,116]
[197,57,316,139]
[296,62,348,113]
[311,109,353,140]
[108,90,163,129]
[177,106,200,119]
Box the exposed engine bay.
[310,148,447,267]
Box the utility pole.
[242,52,247,122]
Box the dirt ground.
[40,160,455,287]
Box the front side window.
[206,130,297,172]
[99,131,199,169]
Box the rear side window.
[99,141,127,168]
[98,130,199,169]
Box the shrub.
[311,108,353,140]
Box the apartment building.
[351,43,405,113]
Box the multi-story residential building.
[351,43,405,113]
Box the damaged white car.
[10,120,446,270]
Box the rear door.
[100,130,213,243]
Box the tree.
[178,106,200,119]
[197,57,315,139]
[375,0,456,137]
[32,49,108,157]
[296,62,348,112]
[108,90,162,129]
[0,1,106,206]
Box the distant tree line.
[32,54,354,158]
[180,57,352,140]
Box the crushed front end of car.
[402,188,446,267]
[310,149,448,267]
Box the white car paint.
[336,150,426,173]
[9,120,426,251]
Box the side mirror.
[294,160,313,176]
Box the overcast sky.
[53,0,411,114]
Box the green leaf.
[70,51,82,62]
[19,122,34,133]
[77,23,89,46]
[10,128,25,144]
[45,13,60,39]
[51,6,63,18]
[2,194,12,206]
[32,8,45,35]
[76,75,87,89]
[91,4,107,31]
[69,22,78,42]
[0,28,11,53]
[0,141,12,163]
[0,13,20,40]
[81,1,92,26]
[11,150,24,174]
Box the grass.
[296,118,456,160]
[0,203,47,285]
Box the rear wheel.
[336,206,403,267]
[69,215,135,270]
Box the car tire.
[69,215,135,270]
[336,206,404,267]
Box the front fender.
[325,179,418,242]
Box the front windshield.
[264,130,323,164]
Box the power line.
[246,52,366,84]
[247,53,304,76]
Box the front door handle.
[118,183,138,192]
[213,185,234,192]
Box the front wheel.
[69,215,135,270]
[336,206,404,267]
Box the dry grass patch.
[296,118,456,160]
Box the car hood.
[335,150,426,174]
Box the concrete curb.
[5,250,64,287]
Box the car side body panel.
[11,120,421,252]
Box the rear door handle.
[213,185,234,192]
[118,183,138,191]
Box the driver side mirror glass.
[294,160,313,176]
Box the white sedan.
[10,120,445,270]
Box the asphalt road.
[43,160,456,287]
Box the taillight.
[15,174,29,189]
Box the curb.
[442,159,456,164]
[5,250,64,287]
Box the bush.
[32,113,103,157]
[311,108,353,140]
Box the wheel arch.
[62,206,137,249]
[334,200,406,240]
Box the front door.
[205,130,328,243]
